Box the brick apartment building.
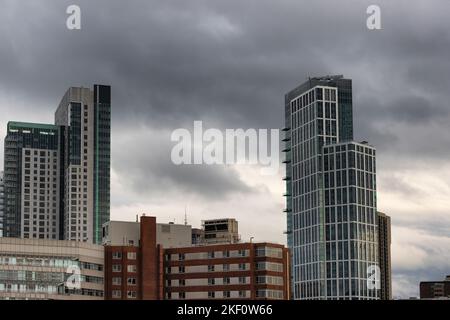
[103,216,290,300]
[420,275,450,299]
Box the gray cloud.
[1,0,450,298]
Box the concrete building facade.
[0,237,104,300]
[3,122,60,239]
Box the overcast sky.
[1,0,450,298]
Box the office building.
[3,122,60,239]
[420,275,450,299]
[283,75,379,299]
[0,171,4,237]
[0,237,104,300]
[377,211,392,300]
[103,216,290,300]
[55,85,111,244]
[202,218,240,244]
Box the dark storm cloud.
[1,0,450,298]
[113,128,252,200]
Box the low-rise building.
[103,216,290,300]
[420,275,450,299]
[0,237,104,300]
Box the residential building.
[2,84,111,244]
[103,216,290,300]
[3,122,60,239]
[104,216,164,300]
[55,85,111,244]
[165,242,290,300]
[0,237,104,300]
[202,218,240,244]
[420,276,450,299]
[283,75,379,299]
[0,171,4,237]
[377,211,392,300]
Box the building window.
[208,291,215,299]
[112,290,122,298]
[112,251,122,260]
[208,265,215,272]
[179,279,185,286]
[127,291,137,299]
[112,277,122,285]
[238,263,246,271]
[127,252,137,260]
[208,278,215,286]
[223,250,230,258]
[239,277,246,284]
[207,251,215,259]
[112,264,122,272]
[127,265,137,273]
[239,290,246,298]
[238,250,246,257]
[223,277,230,285]
[179,292,186,299]
[179,253,185,261]
[223,291,231,298]
[179,266,185,273]
[223,264,230,271]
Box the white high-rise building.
[55,85,111,244]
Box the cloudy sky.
[1,0,450,298]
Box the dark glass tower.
[283,75,379,299]
[93,85,111,244]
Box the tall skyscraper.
[283,75,379,299]
[377,211,392,300]
[0,171,4,237]
[3,84,110,244]
[55,85,111,244]
[3,122,60,239]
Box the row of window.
[112,264,137,273]
[167,290,248,299]
[167,263,249,274]
[169,249,248,261]
[112,252,137,260]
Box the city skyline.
[1,0,450,299]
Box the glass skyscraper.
[283,75,379,299]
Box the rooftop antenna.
[184,206,188,225]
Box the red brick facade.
[104,216,290,300]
